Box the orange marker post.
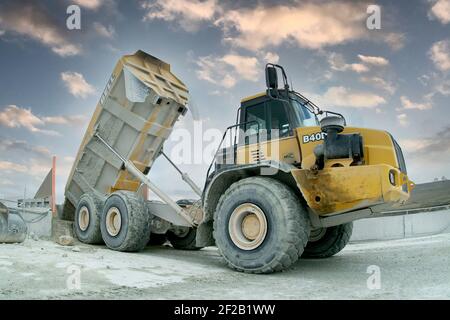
[51,156,56,216]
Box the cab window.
[291,98,319,127]
[268,100,291,138]
[245,103,266,135]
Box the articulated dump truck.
[61,50,424,273]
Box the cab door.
[236,99,301,166]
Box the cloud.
[328,53,389,75]
[195,53,259,88]
[360,76,396,94]
[61,71,96,98]
[0,105,87,135]
[436,79,450,95]
[0,105,59,135]
[328,53,369,73]
[0,2,81,57]
[400,138,433,153]
[417,71,450,100]
[428,0,450,24]
[42,115,88,126]
[215,2,371,51]
[221,54,259,80]
[400,127,450,154]
[383,33,406,51]
[0,179,14,187]
[400,96,432,110]
[93,22,115,38]
[142,0,219,32]
[0,30,5,36]
[323,87,386,108]
[72,0,105,10]
[397,113,409,127]
[0,138,51,158]
[262,52,280,64]
[309,86,386,109]
[357,54,389,66]
[141,2,405,52]
[429,39,450,71]
[0,161,27,173]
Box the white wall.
[351,209,450,242]
[20,211,52,238]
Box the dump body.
[64,51,189,209]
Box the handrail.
[205,120,261,183]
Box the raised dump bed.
[60,51,203,252]
[64,50,189,215]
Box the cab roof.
[240,92,266,103]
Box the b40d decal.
[302,132,327,144]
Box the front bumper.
[291,164,414,216]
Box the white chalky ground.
[1,233,449,299]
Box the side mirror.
[266,66,278,89]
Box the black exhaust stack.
[314,115,364,169]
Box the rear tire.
[100,191,150,252]
[302,222,353,258]
[73,194,103,244]
[167,228,203,250]
[213,177,310,274]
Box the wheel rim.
[309,227,326,242]
[105,207,122,237]
[228,203,267,251]
[78,206,90,231]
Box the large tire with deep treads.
[213,177,310,274]
[100,191,150,252]
[167,228,203,250]
[73,194,104,244]
[301,222,353,259]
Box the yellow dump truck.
[62,51,416,273]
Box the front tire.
[213,177,310,274]
[302,223,353,258]
[100,191,150,252]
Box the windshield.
[290,97,319,127]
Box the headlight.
[389,170,396,186]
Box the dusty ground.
[1,233,449,300]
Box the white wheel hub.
[78,206,90,231]
[228,203,267,251]
[106,207,122,237]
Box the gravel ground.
[0,233,449,300]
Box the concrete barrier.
[351,209,450,241]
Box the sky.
[0,0,449,202]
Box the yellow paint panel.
[236,135,301,165]
[110,180,141,193]
[296,126,398,169]
[291,165,409,215]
